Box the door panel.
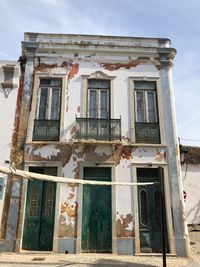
[22,167,57,251]
[137,168,168,253]
[22,179,43,250]
[82,167,112,253]
[39,181,56,250]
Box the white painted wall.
[182,165,200,224]
[0,61,19,229]
[64,62,159,141]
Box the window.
[86,79,110,138]
[75,77,121,141]
[134,81,160,143]
[88,79,110,119]
[33,78,61,141]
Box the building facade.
[0,60,20,245]
[1,33,189,256]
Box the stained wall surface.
[1,33,189,257]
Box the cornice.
[22,41,176,60]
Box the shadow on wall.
[60,121,76,140]
[187,199,200,224]
[95,259,155,267]
[58,259,156,267]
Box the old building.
[0,61,20,243]
[1,33,189,256]
[181,145,200,226]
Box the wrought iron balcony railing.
[135,122,160,144]
[33,119,60,141]
[75,118,121,141]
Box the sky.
[0,0,199,146]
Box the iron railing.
[135,122,160,144]
[75,118,121,141]
[33,119,60,141]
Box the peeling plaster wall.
[3,33,188,256]
[62,62,159,142]
[31,60,160,143]
[59,183,78,238]
[132,147,167,164]
[24,143,168,243]
[115,162,134,237]
[25,144,73,167]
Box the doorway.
[82,167,112,252]
[22,167,57,251]
[137,168,168,253]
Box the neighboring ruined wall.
[182,165,200,225]
[0,61,19,237]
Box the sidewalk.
[0,253,199,267]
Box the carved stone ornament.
[2,87,13,98]
[1,82,17,98]
[89,70,110,79]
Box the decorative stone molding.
[0,83,18,98]
[155,50,176,71]
[82,70,115,80]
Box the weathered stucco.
[59,183,78,238]
[1,33,188,257]
[116,213,135,237]
[25,144,73,167]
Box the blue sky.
[0,0,199,145]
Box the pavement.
[0,253,199,267]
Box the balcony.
[75,118,121,141]
[33,120,60,141]
[135,122,160,144]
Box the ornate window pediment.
[82,70,115,80]
[89,70,109,79]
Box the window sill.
[125,143,167,147]
[72,139,122,145]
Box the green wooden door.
[137,168,168,253]
[22,167,57,251]
[82,167,112,253]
